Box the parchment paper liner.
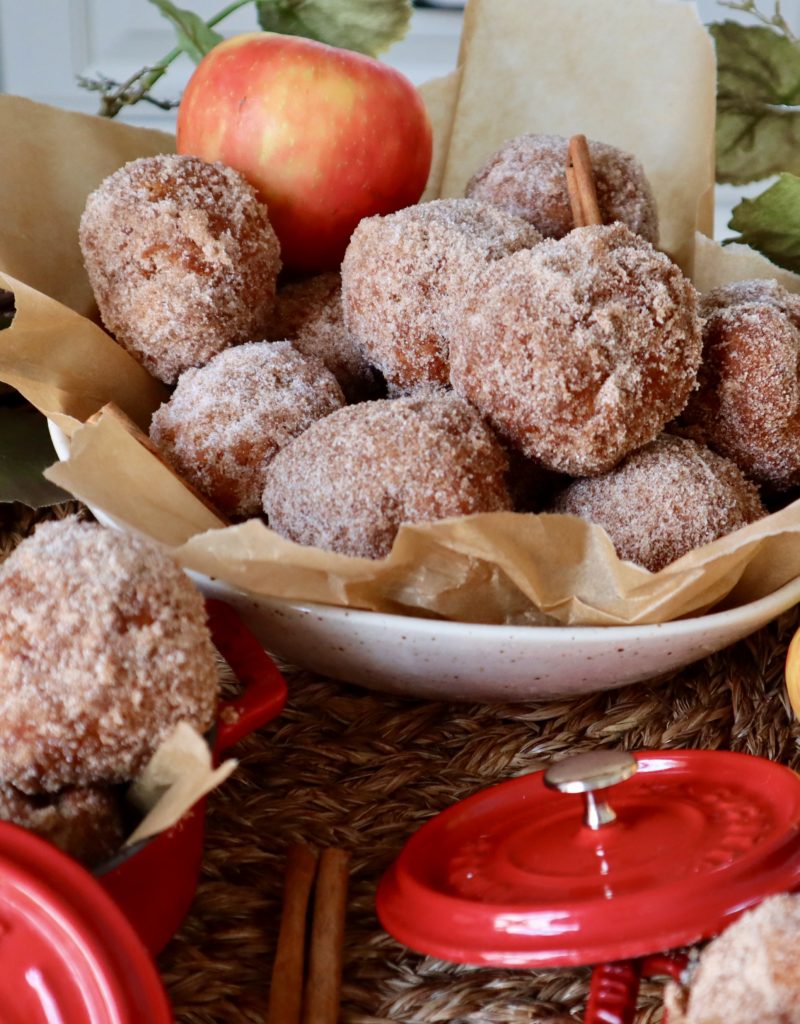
[3,0,800,628]
[41,408,800,626]
[431,0,716,273]
[126,723,235,847]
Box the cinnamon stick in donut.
[566,163,584,226]
[567,134,603,227]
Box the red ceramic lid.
[377,749,800,967]
[0,821,172,1023]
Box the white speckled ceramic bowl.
[193,574,800,700]
[49,423,800,701]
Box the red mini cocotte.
[378,748,800,1024]
[0,598,288,1023]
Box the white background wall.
[3,1,795,126]
[0,1,463,126]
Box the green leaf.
[256,0,411,56]
[0,404,71,508]
[148,0,224,63]
[712,21,800,185]
[727,172,800,272]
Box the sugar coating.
[465,133,659,243]
[449,223,702,476]
[263,392,513,559]
[698,278,800,319]
[681,280,800,490]
[341,198,541,390]
[0,519,219,793]
[551,434,765,572]
[665,894,800,1023]
[80,153,281,384]
[0,782,125,868]
[266,272,382,402]
[150,341,344,519]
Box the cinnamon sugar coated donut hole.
[449,223,702,476]
[551,435,765,572]
[263,393,513,558]
[0,519,219,793]
[266,273,382,402]
[465,133,659,243]
[680,279,800,489]
[150,341,345,519]
[664,894,800,1024]
[341,198,541,390]
[697,277,800,317]
[79,153,281,384]
[0,783,125,868]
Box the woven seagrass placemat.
[4,502,800,1023]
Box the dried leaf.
[727,172,800,273]
[256,0,411,56]
[712,21,800,185]
[148,0,224,63]
[0,403,71,507]
[0,289,14,332]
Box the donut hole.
[263,392,514,559]
[550,434,766,572]
[0,519,220,794]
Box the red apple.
[176,32,433,273]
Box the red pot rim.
[0,821,172,1023]
[377,750,800,967]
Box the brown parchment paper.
[46,411,224,546]
[437,0,716,272]
[418,70,462,202]
[0,95,174,318]
[44,405,800,626]
[692,232,800,294]
[3,0,799,628]
[0,270,166,435]
[126,723,236,846]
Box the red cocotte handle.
[584,954,688,1024]
[585,961,642,1024]
[205,598,288,756]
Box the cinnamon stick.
[301,848,349,1024]
[565,163,585,227]
[567,134,603,227]
[267,844,320,1024]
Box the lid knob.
[544,750,637,830]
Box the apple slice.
[785,626,800,719]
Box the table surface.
[3,501,799,1024]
